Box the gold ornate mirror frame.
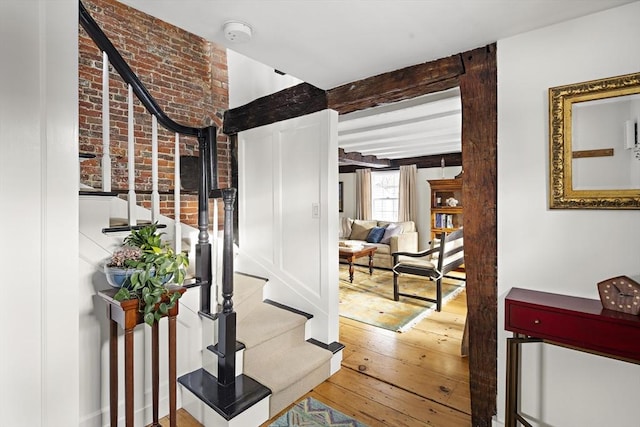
[549,72,640,209]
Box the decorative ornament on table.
[597,275,640,315]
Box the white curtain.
[355,168,372,220]
[398,164,417,222]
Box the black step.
[307,338,345,354]
[198,310,218,321]
[264,299,313,319]
[79,190,118,197]
[206,341,245,358]
[183,277,203,289]
[177,369,271,420]
[101,223,167,234]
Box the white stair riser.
[241,324,306,363]
[180,386,270,427]
[268,361,332,416]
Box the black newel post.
[196,131,212,314]
[217,188,237,386]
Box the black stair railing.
[79,0,237,386]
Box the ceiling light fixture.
[223,21,253,43]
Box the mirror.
[549,72,640,208]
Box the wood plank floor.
[158,288,470,426]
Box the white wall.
[497,2,640,426]
[0,1,79,426]
[227,49,302,109]
[340,166,462,250]
[237,110,339,344]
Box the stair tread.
[233,273,265,307]
[237,303,307,348]
[178,369,271,420]
[243,341,332,394]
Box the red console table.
[504,287,640,427]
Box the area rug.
[270,397,368,426]
[339,264,465,332]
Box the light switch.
[312,203,319,218]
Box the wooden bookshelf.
[428,178,463,241]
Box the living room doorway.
[335,85,469,419]
[328,46,497,424]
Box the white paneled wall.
[236,110,339,345]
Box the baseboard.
[79,389,177,427]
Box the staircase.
[179,273,335,424]
[79,2,342,426]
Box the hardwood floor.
[159,288,470,426]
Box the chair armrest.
[390,231,418,254]
[392,246,438,261]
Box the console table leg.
[151,321,160,426]
[505,336,519,427]
[169,314,177,427]
[109,318,118,427]
[124,327,134,427]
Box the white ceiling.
[338,88,461,159]
[117,0,634,160]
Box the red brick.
[79,0,230,228]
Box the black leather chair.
[391,228,464,311]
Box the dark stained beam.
[327,54,464,115]
[338,148,391,168]
[393,152,462,168]
[338,152,462,174]
[223,83,327,135]
[459,44,497,427]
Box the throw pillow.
[338,217,353,239]
[380,223,402,244]
[366,226,386,243]
[349,220,376,240]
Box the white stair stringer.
[79,192,209,427]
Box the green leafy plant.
[110,223,189,326]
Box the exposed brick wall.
[79,0,229,228]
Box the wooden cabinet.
[428,178,463,241]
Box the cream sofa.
[339,218,418,269]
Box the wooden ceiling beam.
[338,152,461,173]
[327,54,464,115]
[338,148,391,168]
[223,82,326,135]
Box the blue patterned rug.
[270,397,368,427]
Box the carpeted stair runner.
[234,273,266,321]
[235,280,333,417]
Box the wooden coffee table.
[339,245,377,283]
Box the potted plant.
[104,223,189,326]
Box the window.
[371,170,399,221]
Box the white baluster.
[102,51,111,192]
[174,132,181,252]
[151,115,160,223]
[127,84,136,226]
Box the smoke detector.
[223,21,253,43]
